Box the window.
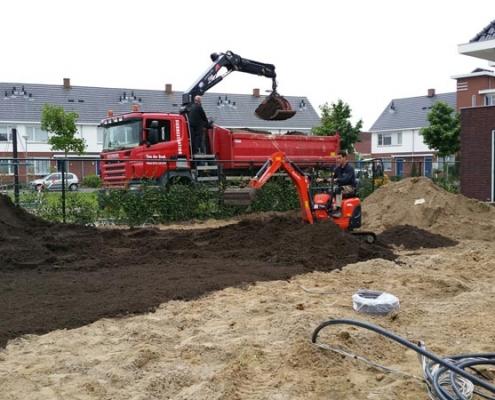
[28,159,51,175]
[485,94,495,106]
[103,120,142,151]
[26,126,49,143]
[378,132,402,146]
[97,127,104,144]
[0,159,13,175]
[0,126,13,142]
[382,158,392,171]
[145,119,171,143]
[378,134,392,146]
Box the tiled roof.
[370,92,456,131]
[470,20,495,43]
[0,82,320,132]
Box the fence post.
[61,157,66,223]
[12,128,20,207]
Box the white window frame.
[378,133,392,146]
[29,159,51,175]
[0,125,14,142]
[0,159,14,175]
[26,125,49,143]
[378,132,402,147]
[382,158,392,171]
[97,127,104,144]
[485,94,495,106]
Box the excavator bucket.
[255,92,297,121]
[223,187,257,206]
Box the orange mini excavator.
[224,152,376,243]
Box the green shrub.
[24,192,98,224]
[82,174,101,188]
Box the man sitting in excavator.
[331,151,357,217]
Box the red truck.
[100,112,340,187]
[100,51,340,187]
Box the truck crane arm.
[182,51,296,121]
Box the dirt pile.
[177,213,395,268]
[378,225,458,249]
[363,177,495,241]
[0,193,456,348]
[0,197,396,348]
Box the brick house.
[354,131,372,159]
[369,90,456,177]
[456,19,495,202]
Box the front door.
[396,159,404,177]
[424,157,432,177]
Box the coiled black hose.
[311,319,495,400]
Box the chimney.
[107,110,114,117]
[131,104,140,112]
[165,83,172,94]
[427,88,435,97]
[253,88,260,97]
[63,78,71,89]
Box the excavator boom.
[224,152,314,223]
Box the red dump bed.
[210,126,340,169]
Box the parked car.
[30,172,79,191]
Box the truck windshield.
[102,120,142,151]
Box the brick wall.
[460,106,495,201]
[456,76,495,109]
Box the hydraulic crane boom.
[182,51,296,121]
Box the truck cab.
[100,112,191,187]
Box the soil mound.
[378,225,458,250]
[363,177,495,241]
[187,213,395,268]
[0,197,396,348]
[0,190,465,348]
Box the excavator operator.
[331,151,357,217]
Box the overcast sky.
[2,0,494,129]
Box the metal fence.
[0,156,460,224]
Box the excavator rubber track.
[255,92,297,121]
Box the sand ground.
[1,239,494,400]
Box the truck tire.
[159,172,193,187]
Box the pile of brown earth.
[363,177,495,241]
[0,192,458,348]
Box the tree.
[41,104,86,156]
[312,99,363,153]
[421,101,460,157]
[41,104,86,223]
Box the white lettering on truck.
[176,119,182,154]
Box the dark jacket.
[188,103,208,129]
[333,162,356,187]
